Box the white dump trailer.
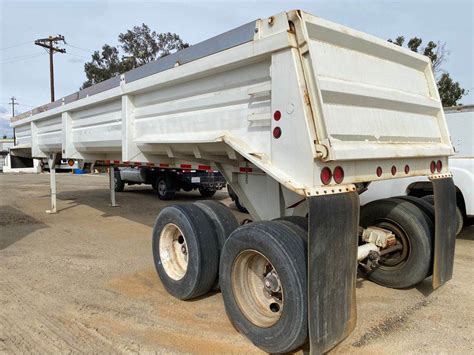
[11,10,457,354]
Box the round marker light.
[273,110,281,121]
[273,127,282,139]
[376,166,383,177]
[391,165,397,176]
[436,160,442,173]
[320,167,332,185]
[404,164,410,174]
[333,166,344,184]
[430,161,436,174]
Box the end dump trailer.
[11,10,457,353]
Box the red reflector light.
[436,160,442,172]
[320,167,332,185]
[273,110,281,121]
[430,161,436,174]
[376,167,382,177]
[67,159,75,167]
[333,166,344,184]
[404,165,410,174]
[273,127,282,139]
[391,165,397,176]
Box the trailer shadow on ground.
[53,186,239,228]
[0,205,48,250]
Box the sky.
[0,0,473,137]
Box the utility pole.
[34,35,66,102]
[9,97,19,143]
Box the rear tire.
[234,195,249,214]
[360,199,433,288]
[274,216,308,232]
[114,171,125,192]
[152,204,219,300]
[194,201,239,289]
[199,188,216,198]
[220,221,307,353]
[421,194,464,236]
[156,176,176,200]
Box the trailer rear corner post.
[46,152,57,214]
[109,166,119,207]
[307,191,360,353]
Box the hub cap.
[159,223,188,280]
[231,250,283,328]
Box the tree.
[388,36,467,106]
[437,73,467,107]
[82,24,188,89]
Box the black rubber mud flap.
[432,177,456,289]
[307,192,359,354]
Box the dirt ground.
[0,172,472,354]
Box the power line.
[0,41,32,51]
[0,52,45,62]
[0,52,46,65]
[65,43,92,53]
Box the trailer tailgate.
[298,12,454,161]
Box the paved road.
[0,173,472,353]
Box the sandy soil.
[0,172,472,354]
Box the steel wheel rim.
[159,223,188,280]
[158,180,167,196]
[231,250,283,328]
[376,219,411,269]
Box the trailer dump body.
[11,10,456,354]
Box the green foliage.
[82,24,188,89]
[388,36,467,106]
[437,73,467,107]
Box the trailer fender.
[431,176,456,289]
[307,192,359,354]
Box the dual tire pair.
[152,203,309,353]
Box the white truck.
[361,105,473,235]
[10,10,457,353]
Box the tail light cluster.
[273,110,282,139]
[320,166,344,185]
[430,160,442,173]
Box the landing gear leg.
[307,192,359,354]
[109,166,119,207]
[46,153,58,214]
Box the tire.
[199,188,216,198]
[274,216,308,233]
[234,195,249,214]
[220,221,307,353]
[396,196,435,223]
[152,204,219,300]
[421,195,464,236]
[360,199,433,288]
[194,201,239,290]
[156,176,176,200]
[114,171,125,192]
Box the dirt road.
[0,173,472,353]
